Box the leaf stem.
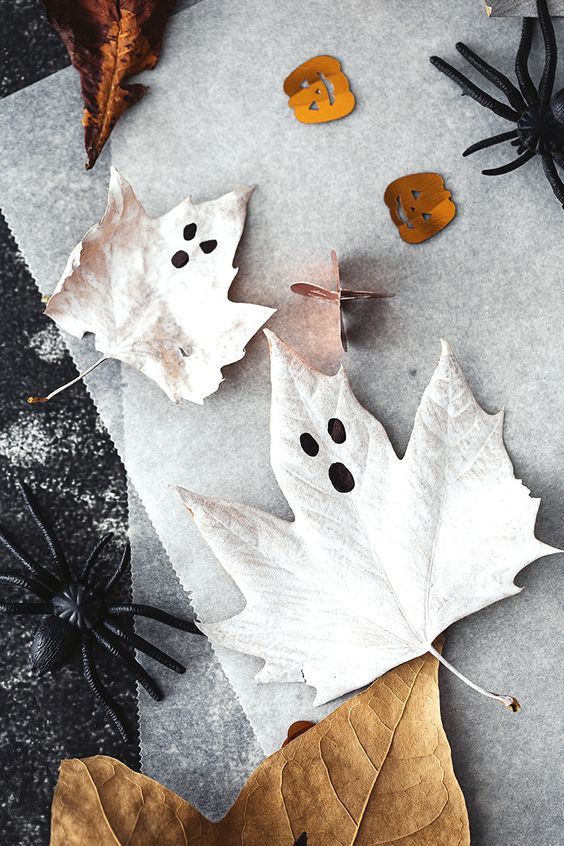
[27,355,108,404]
[426,642,520,712]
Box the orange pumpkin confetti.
[384,172,456,244]
[284,55,355,124]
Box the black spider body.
[51,582,101,630]
[518,98,564,152]
[431,0,564,207]
[32,583,102,675]
[0,481,200,741]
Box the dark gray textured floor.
[0,3,139,844]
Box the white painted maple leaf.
[178,332,559,708]
[34,168,275,404]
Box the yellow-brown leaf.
[50,649,470,845]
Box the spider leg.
[81,532,114,582]
[102,621,186,674]
[16,481,70,581]
[511,137,523,146]
[538,0,557,109]
[102,541,130,596]
[455,42,526,112]
[107,603,202,634]
[463,130,519,156]
[0,601,48,614]
[482,149,535,175]
[509,137,530,155]
[0,573,52,601]
[82,636,130,742]
[541,152,564,205]
[0,525,60,592]
[515,18,538,105]
[91,627,163,700]
[430,56,520,122]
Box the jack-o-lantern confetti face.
[284,55,355,124]
[384,172,456,244]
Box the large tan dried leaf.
[50,648,470,845]
[43,0,176,168]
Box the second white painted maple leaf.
[44,168,275,403]
[178,333,558,706]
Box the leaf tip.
[107,166,130,197]
[109,164,123,181]
[84,141,99,170]
[439,338,452,358]
[226,184,255,209]
[240,184,256,199]
[175,486,195,517]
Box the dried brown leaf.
[50,648,470,845]
[42,0,176,168]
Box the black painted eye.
[200,239,218,254]
[329,462,355,493]
[183,223,197,241]
[171,250,189,268]
[328,418,346,444]
[300,433,319,457]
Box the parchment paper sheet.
[0,0,563,841]
[113,2,564,841]
[128,483,262,816]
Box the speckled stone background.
[0,3,139,844]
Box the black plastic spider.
[431,0,564,207]
[0,481,201,741]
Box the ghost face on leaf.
[30,168,275,404]
[178,332,558,710]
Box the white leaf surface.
[45,168,275,403]
[178,332,558,705]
